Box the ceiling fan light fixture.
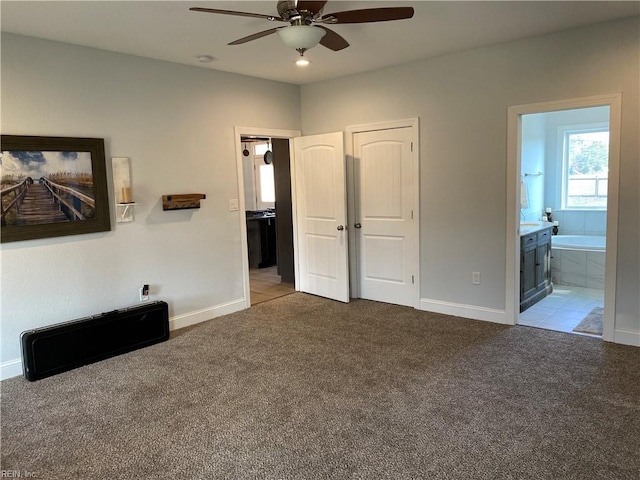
[277,25,325,50]
[296,58,310,67]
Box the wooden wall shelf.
[162,194,206,211]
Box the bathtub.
[550,235,606,289]
[551,235,606,252]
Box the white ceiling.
[2,1,638,85]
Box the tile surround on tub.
[553,272,587,287]
[525,208,606,235]
[561,250,588,275]
[585,211,607,235]
[551,247,606,290]
[587,252,606,277]
[554,210,606,236]
[553,211,564,225]
[561,211,585,233]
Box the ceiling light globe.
[296,58,310,67]
[278,26,325,50]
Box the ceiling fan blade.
[296,1,328,14]
[189,7,285,22]
[228,28,281,46]
[322,7,414,24]
[317,26,349,51]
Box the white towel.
[520,177,529,209]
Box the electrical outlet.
[472,272,481,285]
[140,284,149,302]
[228,199,239,211]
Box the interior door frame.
[234,126,301,308]
[345,118,421,308]
[506,94,621,341]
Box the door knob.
[337,225,344,231]
[354,223,362,229]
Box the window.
[258,164,275,203]
[252,142,275,209]
[562,127,609,209]
[254,143,269,156]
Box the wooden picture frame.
[1,135,111,243]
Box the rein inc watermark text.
[1,471,37,478]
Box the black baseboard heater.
[21,301,169,381]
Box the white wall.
[0,34,301,375]
[300,17,640,337]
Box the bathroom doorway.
[518,106,609,337]
[506,94,621,341]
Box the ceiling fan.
[190,1,414,58]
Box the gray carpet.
[573,306,604,336]
[2,293,639,479]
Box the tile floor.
[518,285,604,337]
[249,266,295,306]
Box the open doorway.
[518,106,609,337]
[507,94,621,342]
[235,128,300,306]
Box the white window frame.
[253,142,275,210]
[556,122,609,210]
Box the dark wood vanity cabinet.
[246,215,277,269]
[520,226,553,312]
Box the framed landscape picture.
[0,135,111,243]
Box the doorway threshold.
[250,266,295,305]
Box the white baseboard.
[613,328,640,347]
[169,298,247,331]
[419,298,510,325]
[1,359,23,381]
[0,298,249,381]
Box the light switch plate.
[228,199,239,211]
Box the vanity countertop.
[247,214,275,221]
[520,221,554,236]
[246,210,275,220]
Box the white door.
[354,127,417,307]
[293,132,349,302]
